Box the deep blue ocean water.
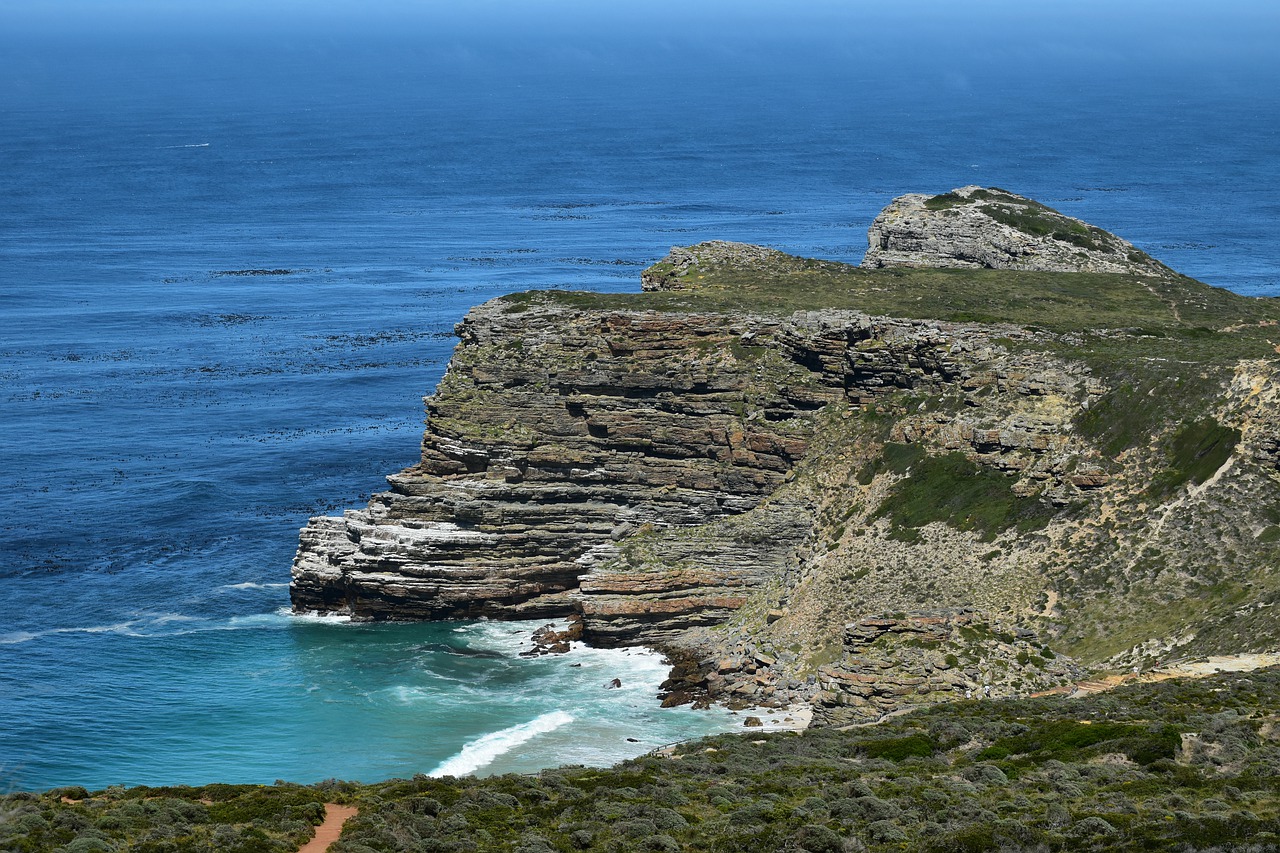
[2,2,1278,790]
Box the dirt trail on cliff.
[1049,653,1280,697]
[297,804,357,853]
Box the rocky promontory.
[293,188,1280,722]
[862,185,1169,275]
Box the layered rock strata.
[293,304,830,639]
[292,295,1103,645]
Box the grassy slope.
[504,255,1280,342]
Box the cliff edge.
[292,188,1280,724]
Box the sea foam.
[429,711,575,777]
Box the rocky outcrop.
[641,241,795,291]
[861,185,1169,276]
[296,297,1151,671]
[293,189,1280,724]
[292,303,833,640]
[812,611,1084,725]
[292,295,1108,646]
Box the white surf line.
[0,622,140,644]
[429,711,575,778]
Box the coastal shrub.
[511,832,555,853]
[922,192,968,211]
[643,834,681,852]
[1070,815,1119,837]
[961,764,1009,786]
[865,819,908,843]
[855,733,936,761]
[647,807,688,831]
[978,719,1178,765]
[1146,417,1240,499]
[842,780,875,799]
[61,838,117,853]
[846,796,901,823]
[790,823,846,853]
[874,452,1053,540]
[923,823,996,853]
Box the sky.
[0,0,1275,111]
[1,0,1277,59]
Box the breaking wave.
[429,711,575,777]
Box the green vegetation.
[1145,419,1241,499]
[1074,369,1227,460]
[501,251,1280,354]
[874,451,1054,541]
[922,191,969,210]
[977,720,1181,765]
[923,188,1009,210]
[5,669,1279,852]
[0,783,326,853]
[855,441,925,485]
[981,202,1111,253]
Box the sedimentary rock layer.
[291,294,1091,645]
[292,303,829,638]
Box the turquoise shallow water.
[3,614,748,787]
[1,2,1278,791]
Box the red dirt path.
[297,804,358,853]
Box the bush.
[791,823,846,853]
[858,734,937,761]
[866,819,908,843]
[1071,816,1119,837]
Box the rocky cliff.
[291,304,826,633]
[862,185,1170,276]
[293,188,1280,722]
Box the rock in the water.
[605,678,622,689]
[743,716,763,727]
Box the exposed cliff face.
[291,296,1047,642]
[292,303,829,637]
[293,189,1280,723]
[861,185,1169,276]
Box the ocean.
[1,1,1278,790]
